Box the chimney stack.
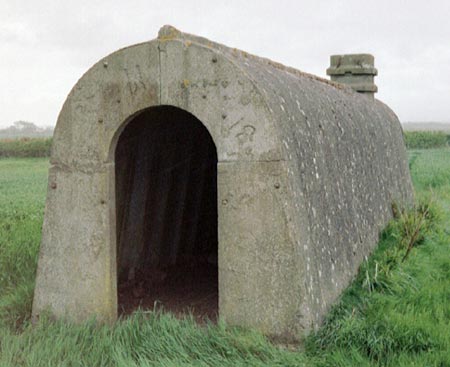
[326,54,378,99]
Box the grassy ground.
[0,149,449,366]
[0,159,48,329]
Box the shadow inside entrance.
[115,106,218,323]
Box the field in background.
[0,138,52,158]
[0,147,449,366]
[403,131,450,149]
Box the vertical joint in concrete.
[326,54,378,99]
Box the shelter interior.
[115,106,218,322]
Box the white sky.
[1,0,449,128]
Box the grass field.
[0,149,449,366]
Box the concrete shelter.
[33,25,413,339]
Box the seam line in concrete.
[157,42,162,103]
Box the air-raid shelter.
[33,26,413,339]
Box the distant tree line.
[403,131,450,149]
[0,121,53,139]
[0,122,53,157]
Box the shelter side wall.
[33,43,161,322]
[229,53,413,329]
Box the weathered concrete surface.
[33,25,413,339]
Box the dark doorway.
[115,106,218,322]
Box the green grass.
[0,149,449,366]
[0,313,307,367]
[409,149,450,192]
[0,159,48,329]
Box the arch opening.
[115,106,218,322]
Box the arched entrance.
[115,106,218,321]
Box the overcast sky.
[1,0,449,128]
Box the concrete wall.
[33,25,413,339]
